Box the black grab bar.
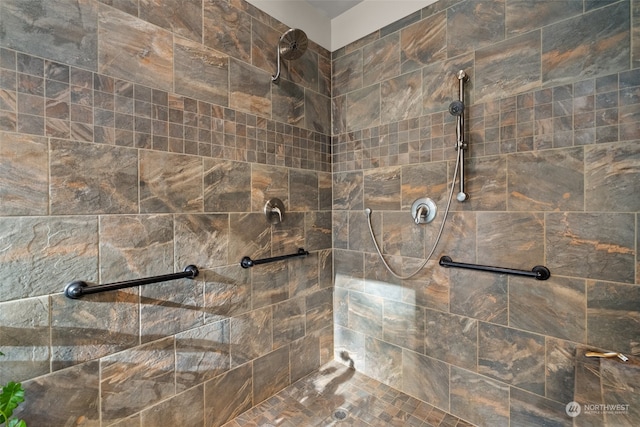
[64,265,199,299]
[439,256,550,280]
[240,248,309,268]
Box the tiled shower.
[0,0,638,426]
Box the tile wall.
[332,0,640,426]
[0,0,332,425]
[1,0,640,426]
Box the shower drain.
[332,408,349,421]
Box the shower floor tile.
[222,361,475,427]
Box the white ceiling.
[306,0,365,19]
[246,0,437,51]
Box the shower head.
[279,28,308,60]
[272,28,308,82]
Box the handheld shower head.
[272,28,308,82]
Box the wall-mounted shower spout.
[451,70,469,202]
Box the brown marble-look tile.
[402,259,449,312]
[290,334,320,383]
[50,139,138,214]
[253,260,289,310]
[348,291,383,339]
[546,337,578,404]
[401,161,448,210]
[305,211,332,251]
[0,297,49,384]
[140,0,202,42]
[272,78,304,127]
[508,147,584,211]
[230,307,273,367]
[425,310,477,371]
[51,289,138,371]
[98,5,173,91]
[290,47,319,93]
[447,0,505,58]
[381,69,422,124]
[289,250,319,298]
[250,18,279,75]
[0,216,98,301]
[139,150,203,213]
[509,387,572,427]
[334,325,365,370]
[290,169,318,211]
[140,275,204,342]
[174,213,229,269]
[304,89,331,134]
[253,346,290,404]
[450,269,508,325]
[229,59,271,117]
[306,287,333,334]
[401,11,446,73]
[363,33,400,86]
[510,275,586,343]
[203,265,251,323]
[13,361,100,426]
[402,349,449,411]
[477,212,544,268]
[0,0,98,70]
[382,211,424,258]
[174,36,229,107]
[251,163,289,211]
[364,337,402,389]
[334,249,365,292]
[333,210,349,249]
[542,1,630,87]
[229,212,271,263]
[332,49,362,97]
[0,131,48,215]
[101,338,175,424]
[383,299,425,353]
[634,0,640,68]
[587,280,640,354]
[585,141,640,212]
[175,320,230,392]
[273,297,306,348]
[506,0,583,37]
[476,30,541,103]
[318,171,332,210]
[333,171,363,210]
[204,363,253,427]
[203,1,251,62]
[457,155,507,212]
[141,386,204,427]
[546,212,635,283]
[347,85,380,132]
[272,211,305,254]
[450,367,509,427]
[204,158,251,212]
[478,322,545,395]
[332,94,347,135]
[318,53,331,98]
[99,214,173,282]
[364,166,401,210]
[599,355,640,426]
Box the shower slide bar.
[439,256,551,280]
[64,265,199,299]
[240,248,309,268]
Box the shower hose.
[365,146,462,280]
